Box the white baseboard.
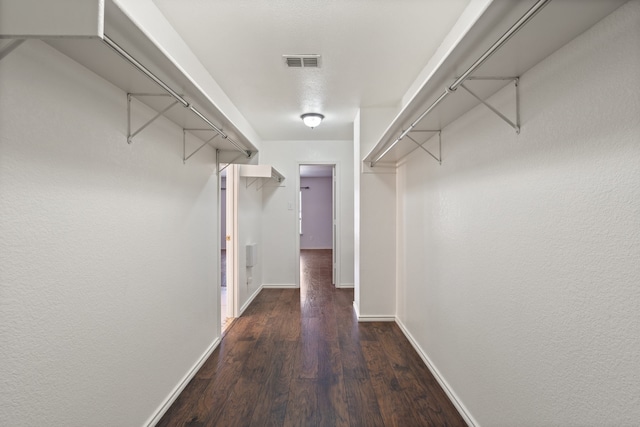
[358,314,396,322]
[239,285,263,315]
[336,283,354,289]
[262,283,298,289]
[145,337,221,427]
[395,318,477,427]
[352,301,394,321]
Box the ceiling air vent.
[283,54,321,68]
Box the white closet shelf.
[0,0,257,161]
[239,165,285,189]
[364,0,627,167]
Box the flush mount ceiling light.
[301,113,324,129]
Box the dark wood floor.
[158,249,466,426]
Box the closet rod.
[370,0,552,166]
[103,35,188,107]
[102,35,251,158]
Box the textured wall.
[396,1,640,425]
[357,107,398,318]
[300,177,333,250]
[260,140,354,287]
[0,41,220,426]
[237,168,264,311]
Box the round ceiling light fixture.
[301,113,324,129]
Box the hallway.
[158,250,465,426]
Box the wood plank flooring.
[158,249,466,426]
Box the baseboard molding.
[353,301,360,318]
[358,314,396,322]
[262,283,298,289]
[145,337,221,427]
[395,318,478,427]
[336,283,354,289]
[239,285,263,315]
[352,301,395,322]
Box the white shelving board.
[364,0,628,166]
[0,0,259,159]
[239,164,285,183]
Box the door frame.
[296,161,340,287]
[226,164,239,318]
[220,163,239,333]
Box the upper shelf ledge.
[0,0,261,160]
[240,164,285,190]
[363,0,627,167]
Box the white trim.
[144,337,221,427]
[352,301,394,321]
[239,285,263,315]
[336,283,354,289]
[358,314,396,322]
[262,283,299,289]
[226,164,239,318]
[395,318,478,427]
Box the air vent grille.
[283,54,321,68]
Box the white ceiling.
[153,0,471,141]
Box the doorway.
[298,164,337,287]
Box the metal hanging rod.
[102,34,251,158]
[103,35,188,107]
[188,107,251,157]
[370,0,552,167]
[217,151,249,176]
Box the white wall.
[396,2,640,425]
[260,140,354,288]
[356,107,398,319]
[300,177,333,250]
[353,111,361,307]
[0,41,220,426]
[236,169,264,312]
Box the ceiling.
[152,0,471,142]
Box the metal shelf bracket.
[0,39,25,62]
[460,77,520,134]
[246,177,260,189]
[246,176,283,191]
[127,93,179,144]
[183,128,219,164]
[406,130,442,164]
[217,151,251,176]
